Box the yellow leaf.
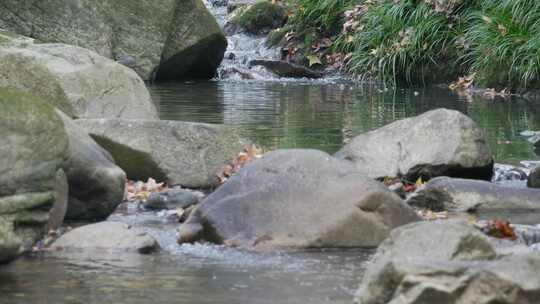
[415,177,424,187]
[307,54,322,67]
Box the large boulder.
[178,149,419,248]
[0,0,226,81]
[0,88,69,263]
[355,220,540,304]
[0,34,157,119]
[52,222,158,254]
[408,177,540,224]
[335,109,494,181]
[76,119,249,188]
[57,112,126,220]
[528,166,540,188]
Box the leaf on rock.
[307,54,322,67]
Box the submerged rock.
[0,35,157,119]
[249,60,324,78]
[408,177,540,224]
[355,220,540,304]
[0,88,69,263]
[178,149,419,248]
[143,189,200,211]
[528,166,540,188]
[0,0,226,81]
[335,109,494,181]
[52,222,158,254]
[76,119,248,188]
[57,112,126,220]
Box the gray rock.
[178,149,419,248]
[408,177,540,224]
[48,169,69,231]
[249,60,323,78]
[52,222,158,254]
[0,37,158,119]
[528,166,540,188]
[144,190,199,211]
[0,88,69,263]
[335,109,494,181]
[0,0,226,81]
[76,119,248,188]
[355,220,540,304]
[58,112,126,220]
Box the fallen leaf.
[307,54,322,66]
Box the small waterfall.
[203,0,282,80]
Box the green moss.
[465,0,540,90]
[0,193,55,215]
[0,52,75,117]
[233,1,288,34]
[266,26,291,47]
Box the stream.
[2,1,540,303]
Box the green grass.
[279,0,540,90]
[346,0,466,85]
[464,0,540,89]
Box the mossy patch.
[232,1,288,34]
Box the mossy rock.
[0,0,226,81]
[231,1,288,35]
[0,39,158,119]
[0,88,69,263]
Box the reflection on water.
[152,81,540,164]
[0,210,373,304]
[0,245,372,304]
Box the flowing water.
[0,208,373,304]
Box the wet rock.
[249,60,323,78]
[48,169,69,232]
[0,35,157,119]
[225,1,287,35]
[335,109,494,181]
[355,220,540,304]
[178,149,419,248]
[0,88,69,263]
[57,112,126,220]
[407,177,540,224]
[52,222,158,254]
[0,0,226,81]
[528,166,540,188]
[76,119,248,188]
[143,190,199,211]
[154,0,227,80]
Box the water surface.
[153,80,540,164]
[0,210,372,304]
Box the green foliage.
[284,0,540,89]
[347,0,465,84]
[464,0,540,89]
[291,0,357,36]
